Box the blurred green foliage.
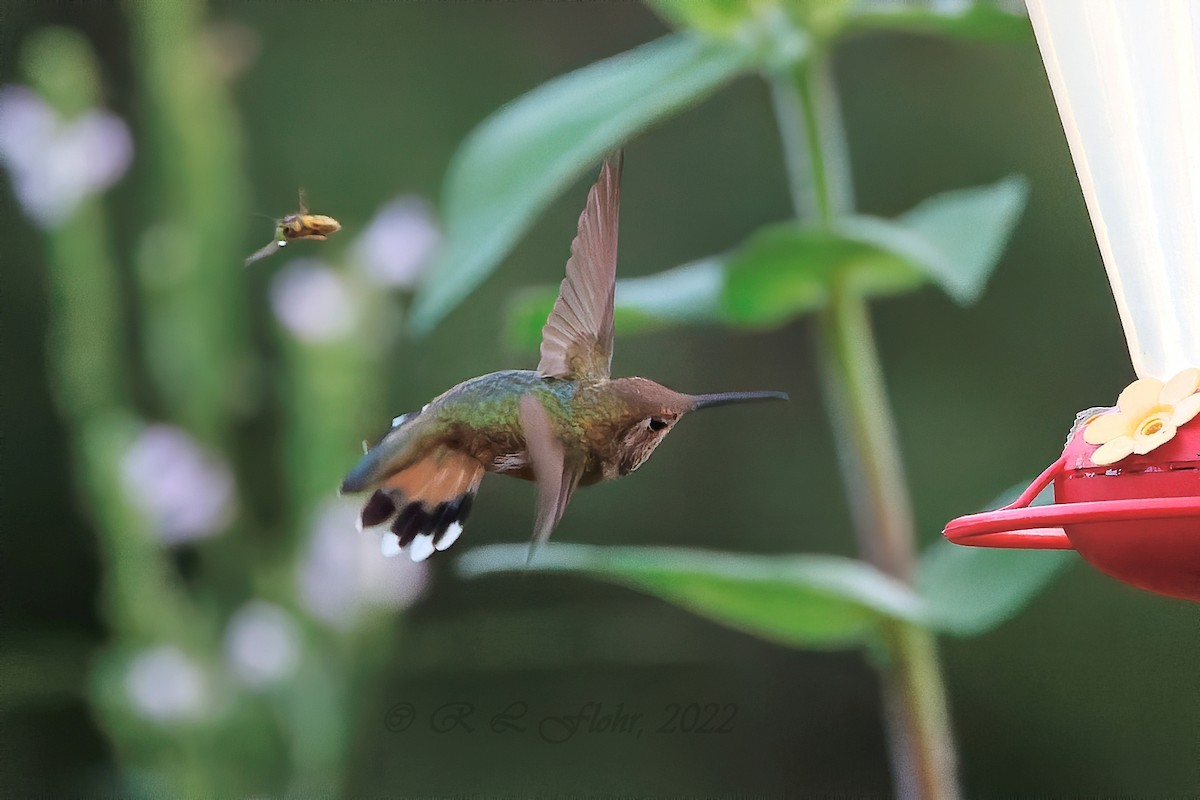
[5,11,410,798]
[3,0,1198,797]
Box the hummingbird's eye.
[648,417,668,432]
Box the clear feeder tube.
[1027,0,1200,380]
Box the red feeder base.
[944,421,1200,602]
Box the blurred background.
[2,2,1197,797]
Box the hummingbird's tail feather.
[354,447,484,562]
[341,410,430,494]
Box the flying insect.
[245,190,342,267]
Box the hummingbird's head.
[608,378,788,476]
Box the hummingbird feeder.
[944,0,1200,602]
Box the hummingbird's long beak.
[688,391,789,411]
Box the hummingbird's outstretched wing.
[519,394,584,561]
[537,151,623,381]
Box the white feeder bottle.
[1027,0,1200,380]
[943,1,1200,604]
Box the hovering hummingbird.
[244,189,342,267]
[340,152,788,561]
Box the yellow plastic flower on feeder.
[1084,368,1200,466]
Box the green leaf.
[918,542,1074,636]
[890,174,1029,304]
[506,287,559,352]
[506,258,726,350]
[721,226,837,326]
[841,1,1032,42]
[720,175,1027,327]
[648,0,765,37]
[718,218,942,327]
[457,544,924,649]
[918,481,1074,636]
[409,33,757,335]
[720,223,924,326]
[646,1,815,71]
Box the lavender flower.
[297,498,431,629]
[224,601,302,688]
[268,259,358,343]
[349,196,440,289]
[119,424,236,544]
[124,645,210,724]
[0,85,132,228]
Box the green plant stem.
[127,0,250,446]
[45,202,191,639]
[770,57,959,799]
[817,282,915,577]
[769,65,823,223]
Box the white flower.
[297,498,431,629]
[120,424,236,544]
[124,645,209,724]
[224,601,301,688]
[269,259,357,343]
[349,196,440,289]
[0,87,54,168]
[0,85,132,228]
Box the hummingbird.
[340,152,788,562]
[244,189,342,267]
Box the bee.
[245,189,342,267]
